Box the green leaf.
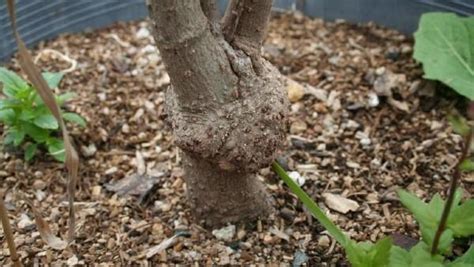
[41,72,63,89]
[420,227,453,254]
[371,237,393,266]
[389,246,411,267]
[272,162,349,247]
[398,190,439,230]
[348,238,392,267]
[33,114,58,129]
[448,114,471,136]
[62,112,86,127]
[23,122,50,143]
[4,130,16,145]
[24,143,37,161]
[0,109,16,125]
[56,92,76,105]
[409,243,444,267]
[0,67,28,97]
[448,200,474,236]
[19,109,38,122]
[414,13,474,100]
[47,138,65,162]
[459,159,474,172]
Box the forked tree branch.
[221,0,244,41]
[233,0,273,50]
[148,0,237,109]
[200,0,219,23]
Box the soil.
[1,12,472,266]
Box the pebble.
[0,171,8,177]
[136,27,151,39]
[367,92,380,107]
[17,214,34,230]
[263,234,274,244]
[81,144,97,157]
[33,180,46,190]
[288,171,306,186]
[318,235,331,247]
[287,80,305,102]
[212,225,236,242]
[290,120,308,134]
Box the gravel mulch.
[0,12,472,266]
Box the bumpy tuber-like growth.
[149,0,288,226]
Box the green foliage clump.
[413,13,474,100]
[0,67,85,162]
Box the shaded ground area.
[1,12,472,265]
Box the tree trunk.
[149,0,288,227]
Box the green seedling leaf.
[56,92,76,105]
[23,122,50,143]
[448,200,474,236]
[0,109,16,125]
[459,159,474,172]
[24,143,37,161]
[34,114,58,129]
[0,67,28,97]
[347,238,392,267]
[19,109,38,122]
[62,112,86,127]
[47,138,65,162]
[41,72,64,89]
[409,243,444,267]
[421,227,453,254]
[398,190,439,230]
[414,13,474,100]
[389,246,411,266]
[272,162,349,246]
[448,114,471,136]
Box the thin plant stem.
[0,193,21,267]
[431,128,472,255]
[272,162,349,247]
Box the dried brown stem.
[0,194,21,267]
[431,128,472,255]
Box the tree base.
[182,153,273,227]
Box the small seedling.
[272,111,474,266]
[0,67,85,162]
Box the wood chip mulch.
[1,12,472,266]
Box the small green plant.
[413,13,474,101]
[272,111,474,267]
[0,67,85,162]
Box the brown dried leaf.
[6,0,79,243]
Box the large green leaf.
[0,67,28,97]
[414,13,474,100]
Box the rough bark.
[200,0,219,23]
[149,0,288,227]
